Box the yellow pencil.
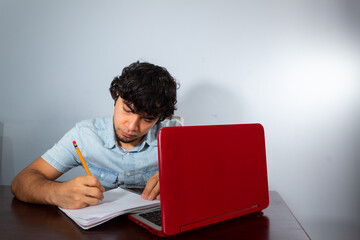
[72,141,92,176]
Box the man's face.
[113,97,159,150]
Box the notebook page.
[59,188,160,224]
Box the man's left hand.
[141,171,160,201]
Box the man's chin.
[118,137,137,144]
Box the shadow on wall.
[0,122,14,185]
[354,112,360,226]
[0,122,2,178]
[178,82,243,126]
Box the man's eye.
[123,107,132,113]
[144,118,155,123]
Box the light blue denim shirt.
[42,117,182,190]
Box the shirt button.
[127,172,131,176]
[100,173,105,178]
[126,152,130,156]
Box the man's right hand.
[11,157,105,209]
[54,176,105,209]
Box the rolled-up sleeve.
[41,126,81,173]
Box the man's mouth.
[122,131,136,138]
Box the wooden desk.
[0,186,309,239]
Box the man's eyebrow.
[123,101,157,120]
[124,101,135,112]
[144,115,156,120]
[137,112,156,120]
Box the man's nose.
[127,115,140,131]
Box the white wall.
[1,1,359,239]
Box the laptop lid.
[158,123,269,236]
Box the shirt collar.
[134,123,159,152]
[103,117,116,149]
[143,124,159,147]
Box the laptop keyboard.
[139,209,162,226]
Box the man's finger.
[83,186,104,200]
[84,195,101,206]
[83,176,102,188]
[147,182,160,201]
[82,176,104,194]
[141,179,156,199]
[141,172,159,200]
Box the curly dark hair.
[110,61,178,122]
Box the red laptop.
[128,123,269,236]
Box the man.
[11,61,181,209]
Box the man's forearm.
[11,169,60,205]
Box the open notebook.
[59,187,159,229]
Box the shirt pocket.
[87,164,119,190]
[135,157,158,185]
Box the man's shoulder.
[144,117,183,146]
[72,117,114,148]
[76,117,112,131]
[159,116,184,128]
